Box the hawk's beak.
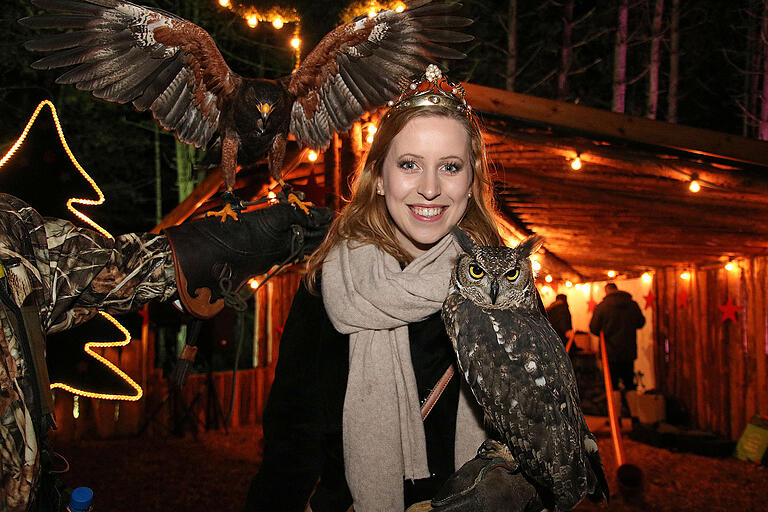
[490,279,499,305]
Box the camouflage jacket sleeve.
[0,194,177,335]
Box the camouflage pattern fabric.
[0,194,176,511]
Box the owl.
[442,228,609,511]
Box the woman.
[244,66,503,512]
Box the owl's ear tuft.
[452,227,479,254]
[516,234,544,258]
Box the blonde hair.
[306,104,502,292]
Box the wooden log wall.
[653,257,768,439]
[52,270,304,440]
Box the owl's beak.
[255,118,265,135]
[490,279,499,305]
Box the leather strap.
[420,365,455,421]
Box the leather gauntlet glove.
[164,203,333,318]
[406,445,544,512]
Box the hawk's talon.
[206,203,239,222]
[286,191,312,215]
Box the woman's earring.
[467,192,472,198]
[377,188,384,196]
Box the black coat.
[589,290,645,362]
[545,299,572,344]
[243,281,460,511]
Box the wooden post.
[324,133,341,211]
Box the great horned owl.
[442,228,609,511]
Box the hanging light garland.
[0,100,142,401]
[340,0,406,21]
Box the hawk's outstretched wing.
[287,0,472,150]
[21,0,239,149]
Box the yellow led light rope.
[50,312,143,401]
[2,100,142,401]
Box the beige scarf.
[322,235,487,512]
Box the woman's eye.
[399,160,419,171]
[441,162,462,174]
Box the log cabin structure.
[52,81,768,443]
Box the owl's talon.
[477,439,517,468]
[206,203,239,222]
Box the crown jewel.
[384,64,471,118]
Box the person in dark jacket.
[546,293,573,345]
[244,66,544,512]
[589,282,646,389]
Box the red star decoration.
[587,297,597,313]
[718,296,739,323]
[643,290,656,310]
[677,290,689,309]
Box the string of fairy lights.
[0,100,143,403]
[214,0,406,67]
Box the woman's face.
[377,115,473,259]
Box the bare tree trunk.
[612,0,629,113]
[558,0,574,100]
[667,0,680,122]
[175,141,196,203]
[154,124,162,224]
[506,0,517,91]
[647,0,664,119]
[760,0,768,140]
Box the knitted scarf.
[322,234,486,512]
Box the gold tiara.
[384,64,472,118]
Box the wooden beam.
[464,82,768,168]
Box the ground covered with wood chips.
[58,426,767,511]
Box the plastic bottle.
[67,487,93,512]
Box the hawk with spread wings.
[21,0,472,220]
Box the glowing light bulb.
[689,180,700,193]
[368,8,377,17]
[570,156,582,171]
[725,262,735,271]
[582,284,591,296]
[366,134,375,144]
[290,36,301,49]
[680,272,691,280]
[272,17,284,29]
[642,272,652,283]
[531,260,541,272]
[367,124,377,135]
[541,285,552,294]
[565,281,573,288]
[218,0,229,6]
[249,278,260,290]
[308,150,318,162]
[395,2,406,12]
[607,270,616,278]
[267,191,277,200]
[545,274,553,283]
[247,15,258,28]
[574,283,581,291]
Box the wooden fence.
[653,256,768,439]
[51,270,303,441]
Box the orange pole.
[565,330,575,353]
[600,331,626,466]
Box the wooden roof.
[157,83,768,283]
[465,83,768,281]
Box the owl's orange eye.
[506,269,520,281]
[468,263,485,279]
[259,103,272,116]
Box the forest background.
[1,0,767,233]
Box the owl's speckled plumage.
[442,229,609,511]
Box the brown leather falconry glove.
[406,441,545,512]
[164,202,333,318]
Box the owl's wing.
[287,0,472,150]
[21,0,241,148]
[445,298,599,510]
